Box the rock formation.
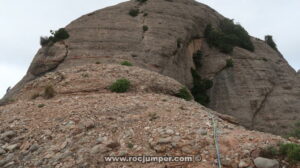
[2,0,299,135]
[0,1,300,166]
[0,64,297,167]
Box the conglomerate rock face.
[0,64,295,168]
[1,0,299,136]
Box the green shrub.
[175,87,193,101]
[38,104,45,108]
[95,61,101,64]
[262,58,268,62]
[109,78,131,93]
[121,61,133,66]
[259,143,300,164]
[143,13,148,17]
[129,9,139,17]
[226,59,234,68]
[190,69,213,106]
[51,28,70,42]
[265,35,278,51]
[143,25,149,32]
[288,121,300,139]
[193,50,203,68]
[204,19,254,54]
[43,85,55,99]
[136,0,147,3]
[40,28,69,46]
[279,143,300,163]
[127,143,134,149]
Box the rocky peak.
[0,0,300,167]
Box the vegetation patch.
[190,69,213,106]
[143,25,149,32]
[129,9,140,17]
[204,19,254,54]
[127,143,134,149]
[175,87,193,101]
[226,59,234,68]
[136,0,147,3]
[193,50,203,68]
[288,121,300,139]
[38,104,45,108]
[43,85,55,99]
[265,35,278,51]
[260,143,300,164]
[40,28,70,46]
[109,78,131,93]
[121,61,133,66]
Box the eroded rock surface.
[1,0,299,136]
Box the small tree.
[265,35,278,51]
[40,28,70,47]
[226,59,234,68]
[143,25,149,32]
[129,9,139,17]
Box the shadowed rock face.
[1,0,299,135]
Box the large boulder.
[254,157,279,168]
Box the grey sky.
[0,0,299,98]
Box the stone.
[196,129,207,135]
[0,131,16,139]
[0,147,5,155]
[3,161,15,168]
[158,137,172,144]
[5,144,19,152]
[0,154,14,167]
[84,120,95,130]
[165,129,175,135]
[238,160,249,168]
[254,157,279,168]
[29,144,39,152]
[106,141,120,149]
[96,136,108,144]
[182,146,194,154]
[90,145,111,154]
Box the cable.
[211,115,222,168]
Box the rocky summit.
[0,0,299,167]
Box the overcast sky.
[0,0,299,98]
